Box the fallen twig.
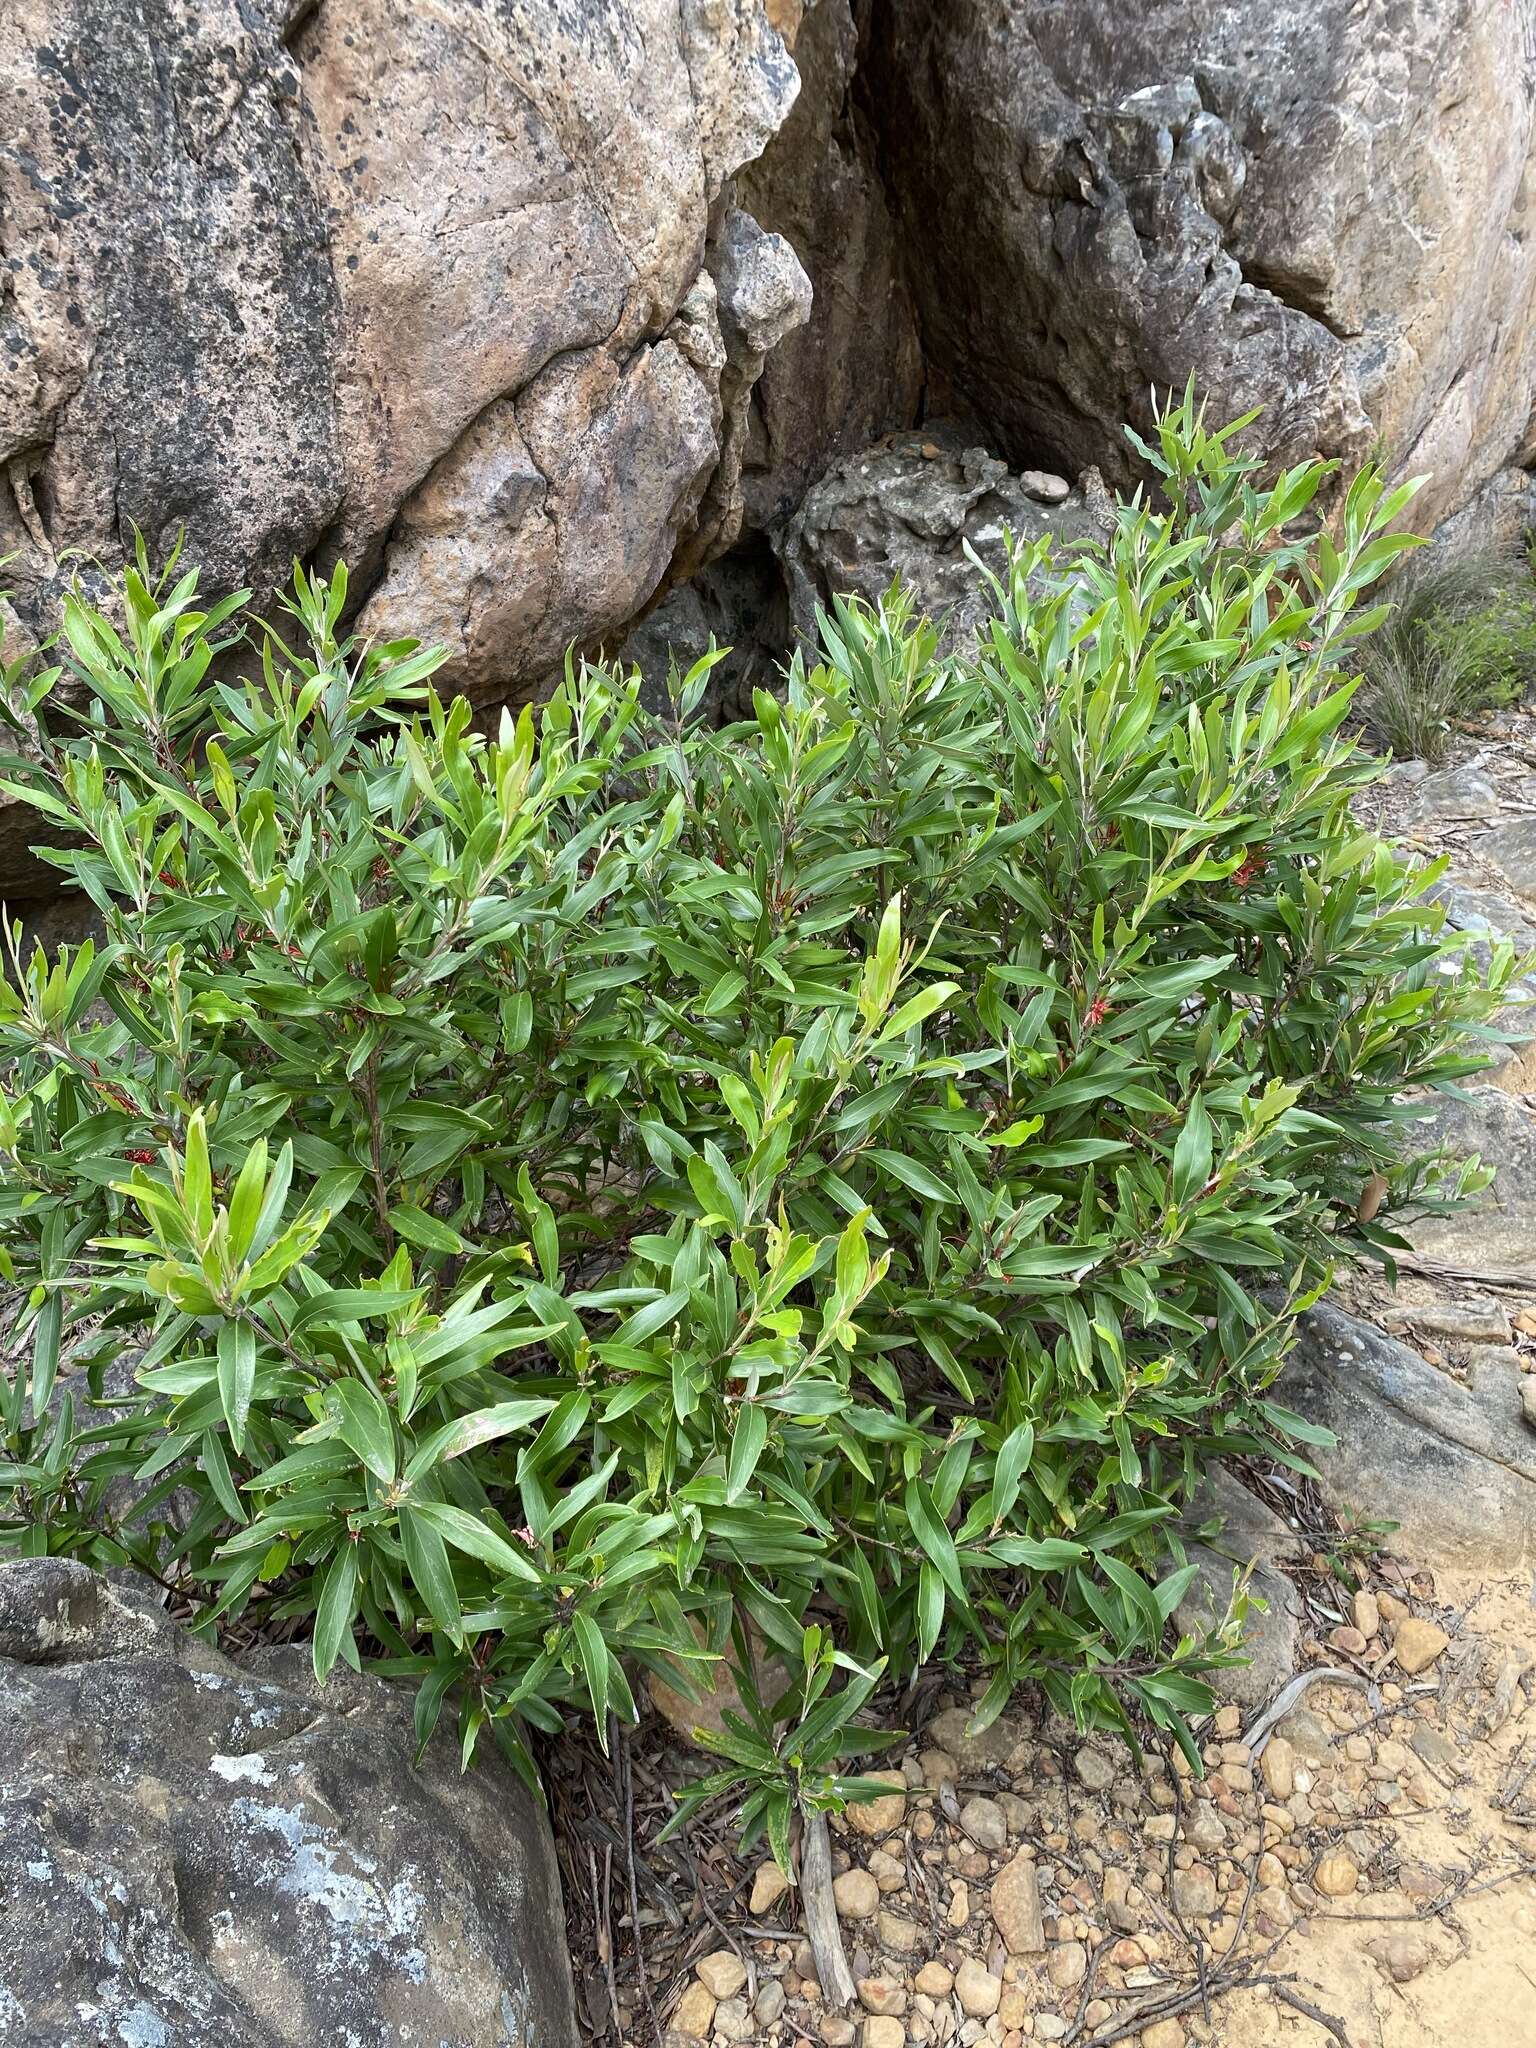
[1378,1248,1536,1294]
[1241,1665,1372,1754]
[1271,1981,1352,2047]
[800,1807,858,2010]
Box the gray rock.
[1176,1466,1302,1711]
[663,210,814,590]
[0,1559,576,2046]
[1381,1300,1511,1345]
[1423,877,1536,1083]
[1408,1086,1536,1269]
[863,3,1536,541]
[1406,766,1498,826]
[1477,815,1536,900]
[1426,876,1536,955]
[778,429,1107,650]
[1277,1302,1536,1569]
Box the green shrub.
[0,399,1512,1856]
[1358,547,1536,763]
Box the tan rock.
[671,1981,717,2038]
[1352,1588,1380,1639]
[834,1869,880,1920]
[751,1861,791,1915]
[1393,1617,1450,1675]
[1047,1940,1087,1989]
[1142,2022,1186,2048]
[849,1771,908,1837]
[1314,1852,1359,1898]
[877,1909,922,1955]
[0,0,818,892]
[991,1849,1046,1954]
[863,2019,905,2048]
[1259,1736,1296,1801]
[914,1963,954,1997]
[858,1978,907,2017]
[954,1959,1002,2019]
[648,1621,792,1751]
[1366,1931,1432,1983]
[1255,1884,1294,1931]
[696,1952,748,2001]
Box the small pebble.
[1393,1618,1450,1674]
[696,1953,747,2001]
[960,1796,1009,1852]
[1314,1852,1359,1898]
[834,1870,880,1920]
[955,1958,1002,2018]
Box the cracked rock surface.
[0,1557,576,2047]
[0,0,806,731]
[864,0,1536,537]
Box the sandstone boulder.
[0,1558,576,2045]
[0,0,807,722]
[864,0,1536,536]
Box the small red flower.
[126,1148,156,1165]
[1232,853,1267,889]
[1084,996,1110,1029]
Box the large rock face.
[732,0,924,530]
[0,0,807,704]
[0,1559,576,2046]
[864,0,1536,534]
[5,0,1536,905]
[1279,1303,1536,1572]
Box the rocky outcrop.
[5,0,1536,906]
[1408,1088,1536,1270]
[732,0,924,530]
[616,428,1107,714]
[779,429,1108,647]
[1176,1467,1302,1713]
[1279,1303,1536,1571]
[0,1558,576,2046]
[0,0,807,709]
[863,0,1536,536]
